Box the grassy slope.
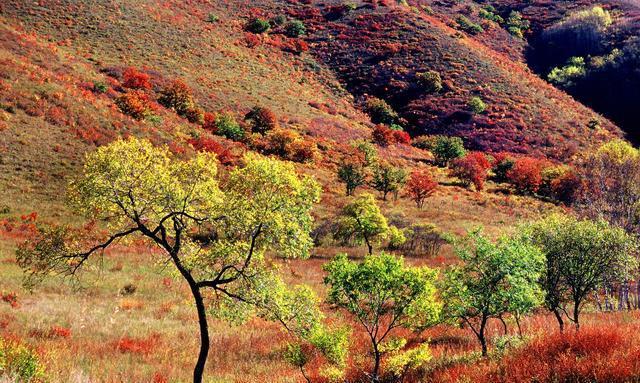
[0,0,616,381]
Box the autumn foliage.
[122,67,152,90]
[115,90,152,120]
[450,152,491,191]
[405,170,438,209]
[507,157,547,194]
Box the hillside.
[0,1,638,382]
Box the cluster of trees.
[337,141,438,209]
[15,137,640,382]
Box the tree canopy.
[16,137,332,383]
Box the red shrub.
[115,90,151,120]
[371,125,395,146]
[122,67,151,90]
[507,157,546,194]
[392,130,411,145]
[450,152,491,191]
[1,292,18,308]
[405,170,437,208]
[245,106,278,135]
[186,137,235,165]
[49,325,72,339]
[288,139,318,163]
[115,334,160,355]
[202,112,217,133]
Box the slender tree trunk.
[372,343,381,383]
[498,315,508,335]
[190,285,210,383]
[364,234,373,255]
[573,302,580,331]
[478,317,488,357]
[515,314,523,338]
[553,309,564,333]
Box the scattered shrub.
[187,137,235,165]
[548,56,586,88]
[116,334,160,355]
[207,13,219,23]
[372,125,396,146]
[270,15,287,26]
[411,135,437,151]
[245,18,271,34]
[115,90,152,120]
[288,139,318,163]
[158,79,197,117]
[416,70,443,93]
[467,96,486,114]
[491,152,516,183]
[387,225,407,250]
[215,113,244,141]
[393,130,411,145]
[551,170,582,204]
[93,81,108,93]
[399,223,445,257]
[456,15,484,35]
[478,6,504,24]
[364,97,398,125]
[450,152,491,191]
[284,20,307,37]
[244,106,278,135]
[432,136,466,166]
[370,162,407,201]
[506,11,530,38]
[122,67,152,90]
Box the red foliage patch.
[122,67,152,90]
[115,333,161,355]
[405,169,437,208]
[507,157,547,194]
[186,137,236,165]
[1,292,19,308]
[450,152,492,191]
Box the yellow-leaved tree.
[16,138,345,383]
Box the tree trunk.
[573,301,580,331]
[553,309,564,333]
[191,285,210,383]
[364,234,373,255]
[478,317,488,357]
[372,344,381,383]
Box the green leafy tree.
[440,231,544,356]
[506,11,530,38]
[15,138,322,383]
[370,163,407,201]
[432,136,466,167]
[323,253,440,382]
[520,214,638,331]
[335,193,389,255]
[338,162,366,196]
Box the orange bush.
[507,157,547,194]
[450,152,491,191]
[122,67,151,90]
[115,90,151,120]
